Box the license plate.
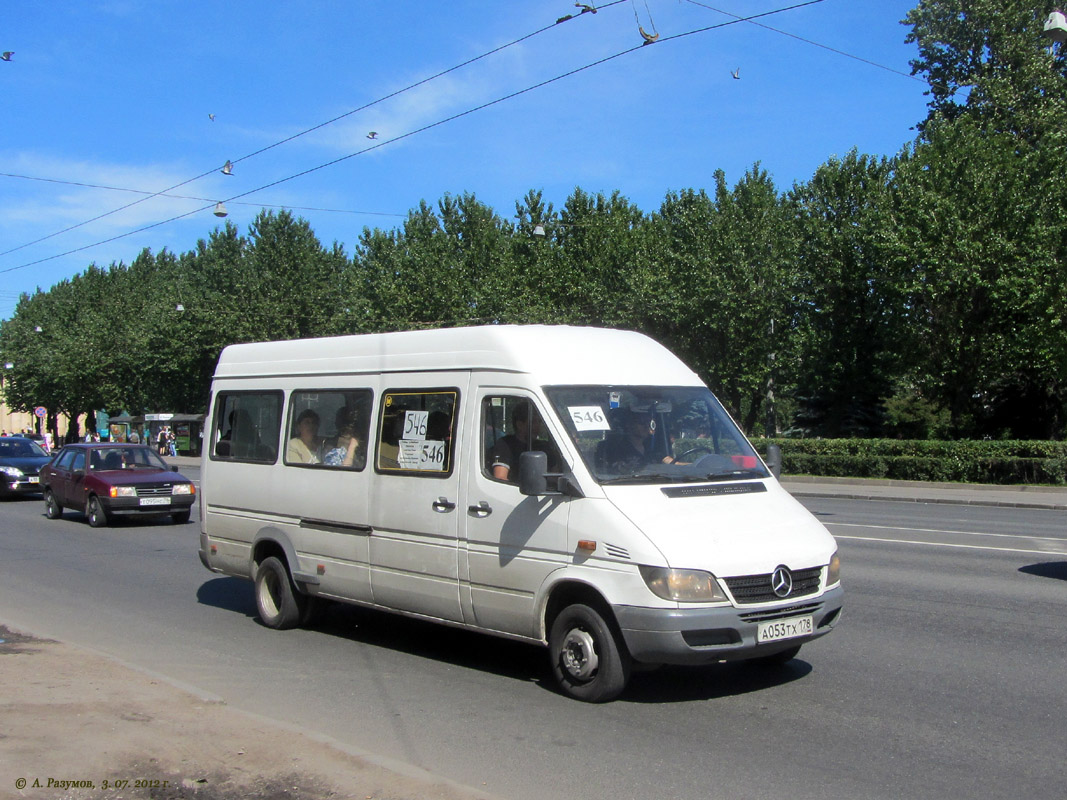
[757,615,813,643]
[28,476,39,483]
[139,497,171,506]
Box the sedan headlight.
[826,550,841,586]
[172,483,194,495]
[110,486,137,498]
[0,466,24,478]
[639,566,727,603]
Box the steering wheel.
[675,443,716,462]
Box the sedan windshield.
[0,439,48,458]
[91,447,170,471]
[545,386,768,485]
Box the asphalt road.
[1,477,1064,800]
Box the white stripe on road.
[825,521,1066,543]
[833,534,1067,557]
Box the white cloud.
[0,153,217,238]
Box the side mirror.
[518,451,548,496]
[765,443,782,480]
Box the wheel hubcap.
[261,573,281,617]
[560,628,599,680]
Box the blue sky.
[1,0,929,320]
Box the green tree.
[899,0,1067,437]
[355,195,513,329]
[790,150,903,436]
[905,0,1067,142]
[243,210,348,341]
[642,168,796,434]
[552,188,649,327]
[892,115,1067,437]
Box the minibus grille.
[135,485,174,497]
[724,567,822,604]
[739,601,823,624]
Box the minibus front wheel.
[549,603,631,702]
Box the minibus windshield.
[545,386,768,485]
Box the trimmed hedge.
[749,438,1067,485]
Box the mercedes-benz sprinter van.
[198,325,842,701]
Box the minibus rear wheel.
[255,556,305,630]
[549,603,631,702]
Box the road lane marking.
[825,522,1066,543]
[833,534,1067,556]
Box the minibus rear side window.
[283,389,372,469]
[211,391,282,463]
[375,390,458,476]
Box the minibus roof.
[214,325,703,386]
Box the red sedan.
[39,443,196,527]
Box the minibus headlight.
[826,550,841,586]
[110,486,136,498]
[639,566,727,602]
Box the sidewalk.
[0,624,495,800]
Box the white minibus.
[198,325,842,701]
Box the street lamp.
[1044,9,1067,43]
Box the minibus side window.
[481,395,562,483]
[211,391,282,463]
[375,390,457,476]
[283,389,372,470]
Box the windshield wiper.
[599,474,674,485]
[701,469,766,481]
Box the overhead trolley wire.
[0,0,826,277]
[0,172,406,218]
[0,1,628,261]
[681,0,925,84]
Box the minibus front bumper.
[613,584,844,665]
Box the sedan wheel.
[86,495,109,528]
[44,490,62,520]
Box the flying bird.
[221,160,233,176]
[731,68,740,80]
[366,131,379,139]
[1,52,13,62]
[208,113,216,121]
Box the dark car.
[39,443,196,526]
[0,436,52,498]
[21,432,50,453]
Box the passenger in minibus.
[287,409,321,464]
[323,423,362,468]
[490,401,560,481]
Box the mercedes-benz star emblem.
[771,566,793,598]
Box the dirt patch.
[0,625,493,800]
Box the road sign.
[34,406,46,418]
